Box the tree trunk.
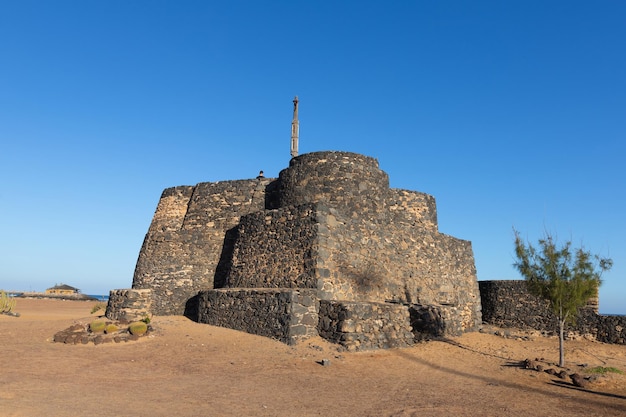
[558,318,565,368]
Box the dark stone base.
[197,288,319,345]
[318,300,414,351]
[408,303,470,340]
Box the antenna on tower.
[290,96,299,158]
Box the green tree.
[513,230,612,367]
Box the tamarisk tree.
[513,230,612,367]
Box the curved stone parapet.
[277,151,390,215]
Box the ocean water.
[87,294,109,301]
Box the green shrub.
[587,366,623,375]
[105,324,119,334]
[128,321,148,336]
[0,290,16,314]
[89,320,106,333]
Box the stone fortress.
[106,97,483,351]
[106,97,626,348]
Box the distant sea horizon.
[5,291,109,302]
[87,294,109,301]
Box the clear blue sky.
[1,1,624,314]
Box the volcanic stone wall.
[132,178,274,315]
[387,189,438,232]
[223,203,319,289]
[479,280,553,330]
[318,300,415,351]
[197,288,319,345]
[314,206,481,331]
[479,280,626,344]
[106,289,152,322]
[277,152,390,216]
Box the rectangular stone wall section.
[479,280,626,345]
[318,300,415,351]
[224,203,319,289]
[106,289,152,322]
[197,288,319,345]
[313,204,482,333]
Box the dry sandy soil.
[1,298,625,417]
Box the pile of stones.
[522,358,596,388]
[53,318,152,345]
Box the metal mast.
[290,96,299,158]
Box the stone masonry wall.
[224,203,319,289]
[387,189,438,232]
[219,198,480,333]
[409,303,467,339]
[106,289,152,322]
[132,178,274,315]
[197,289,319,345]
[277,151,390,217]
[479,280,626,344]
[314,205,481,332]
[318,300,415,351]
[276,152,479,331]
[188,152,479,333]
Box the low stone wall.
[318,300,414,351]
[479,280,554,331]
[479,280,626,344]
[197,288,319,345]
[409,304,466,340]
[594,314,626,344]
[106,289,152,322]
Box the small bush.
[0,290,16,314]
[128,321,148,336]
[587,366,623,375]
[105,324,119,334]
[89,320,106,333]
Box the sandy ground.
[1,299,625,417]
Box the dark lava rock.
[570,373,589,388]
[523,359,539,370]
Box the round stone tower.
[277,151,390,215]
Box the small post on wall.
[290,96,299,158]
